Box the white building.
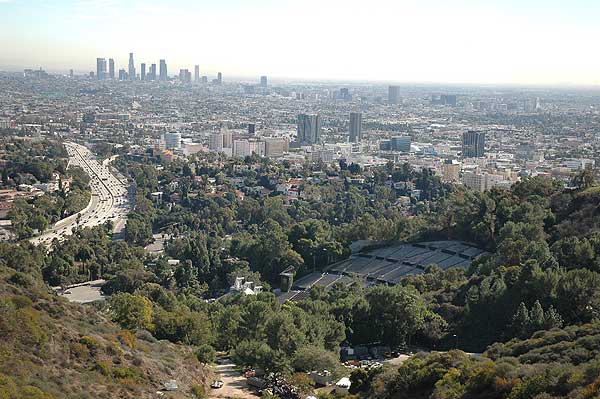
[233,139,251,157]
[209,131,224,152]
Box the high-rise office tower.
[217,72,222,84]
[128,53,136,80]
[159,59,167,81]
[297,114,321,144]
[260,76,267,87]
[179,69,192,83]
[349,112,362,143]
[201,76,208,83]
[118,69,127,80]
[222,127,233,148]
[194,65,199,82]
[388,85,400,105]
[462,130,486,158]
[108,58,115,79]
[141,63,146,81]
[69,69,73,79]
[149,64,157,80]
[209,131,224,152]
[96,58,106,80]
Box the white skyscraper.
[128,52,136,80]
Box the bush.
[195,344,216,364]
[112,366,140,382]
[94,361,112,377]
[80,336,100,355]
[191,384,206,399]
[117,330,137,349]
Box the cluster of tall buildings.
[96,53,169,81]
[94,53,271,86]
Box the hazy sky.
[1,0,599,85]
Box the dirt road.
[208,358,259,399]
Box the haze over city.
[1,0,600,85]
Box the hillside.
[0,265,210,399]
[363,322,600,399]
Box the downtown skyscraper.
[128,52,136,80]
[141,63,146,81]
[149,64,157,80]
[159,59,167,81]
[194,65,199,83]
[108,58,115,79]
[96,58,106,80]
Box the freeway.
[30,142,131,246]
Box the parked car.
[211,380,224,389]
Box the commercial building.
[140,63,146,81]
[179,69,191,84]
[260,76,267,87]
[222,128,233,149]
[159,59,167,81]
[264,138,289,157]
[388,85,400,105]
[209,131,224,152]
[442,160,461,182]
[390,136,411,152]
[462,131,486,158]
[96,58,106,80]
[128,52,136,80]
[349,112,362,143]
[165,132,181,150]
[233,140,251,158]
[108,58,115,79]
[149,64,157,80]
[297,114,321,144]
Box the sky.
[0,0,599,85]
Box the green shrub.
[94,361,112,377]
[191,384,206,399]
[195,344,216,364]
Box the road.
[209,358,258,399]
[30,142,130,246]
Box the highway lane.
[30,142,131,246]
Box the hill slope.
[0,266,210,399]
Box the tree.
[511,302,530,339]
[196,344,216,364]
[292,346,341,374]
[359,285,428,347]
[108,293,154,330]
[529,300,545,333]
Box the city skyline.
[1,0,600,86]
